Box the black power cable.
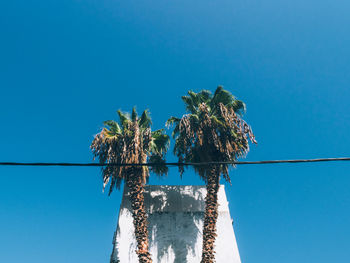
[0,157,349,167]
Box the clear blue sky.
[1,0,349,262]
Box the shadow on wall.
[144,186,205,263]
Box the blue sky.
[1,0,349,262]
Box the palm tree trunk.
[201,166,220,263]
[126,168,152,263]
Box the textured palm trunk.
[126,168,152,263]
[201,167,220,263]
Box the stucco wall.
[110,185,241,263]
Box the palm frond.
[103,120,122,135]
[151,129,170,154]
[211,86,234,108]
[149,154,168,176]
[117,110,130,129]
[131,106,138,121]
[188,91,200,107]
[210,115,225,127]
[139,109,152,129]
[166,116,180,127]
[181,95,197,113]
[197,90,212,104]
[230,99,246,115]
[166,116,181,137]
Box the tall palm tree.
[167,86,256,263]
[91,107,169,263]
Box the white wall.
[110,185,241,263]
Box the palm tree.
[91,107,169,263]
[167,86,256,263]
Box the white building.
[110,185,241,263]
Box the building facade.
[111,185,241,263]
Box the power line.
[0,157,349,167]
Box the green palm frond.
[166,116,181,137]
[172,125,180,138]
[131,106,138,121]
[189,113,200,122]
[166,116,180,127]
[231,99,246,115]
[139,109,152,129]
[149,154,168,176]
[149,129,169,176]
[103,128,120,137]
[151,129,170,154]
[197,90,211,104]
[103,120,122,135]
[211,86,234,108]
[188,91,200,107]
[151,128,166,137]
[181,95,197,113]
[117,110,130,129]
[210,115,225,127]
[189,114,200,130]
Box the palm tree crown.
[91,107,169,194]
[167,86,256,183]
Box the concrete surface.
[110,185,241,263]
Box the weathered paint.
[110,185,241,263]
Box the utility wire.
[0,157,350,167]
